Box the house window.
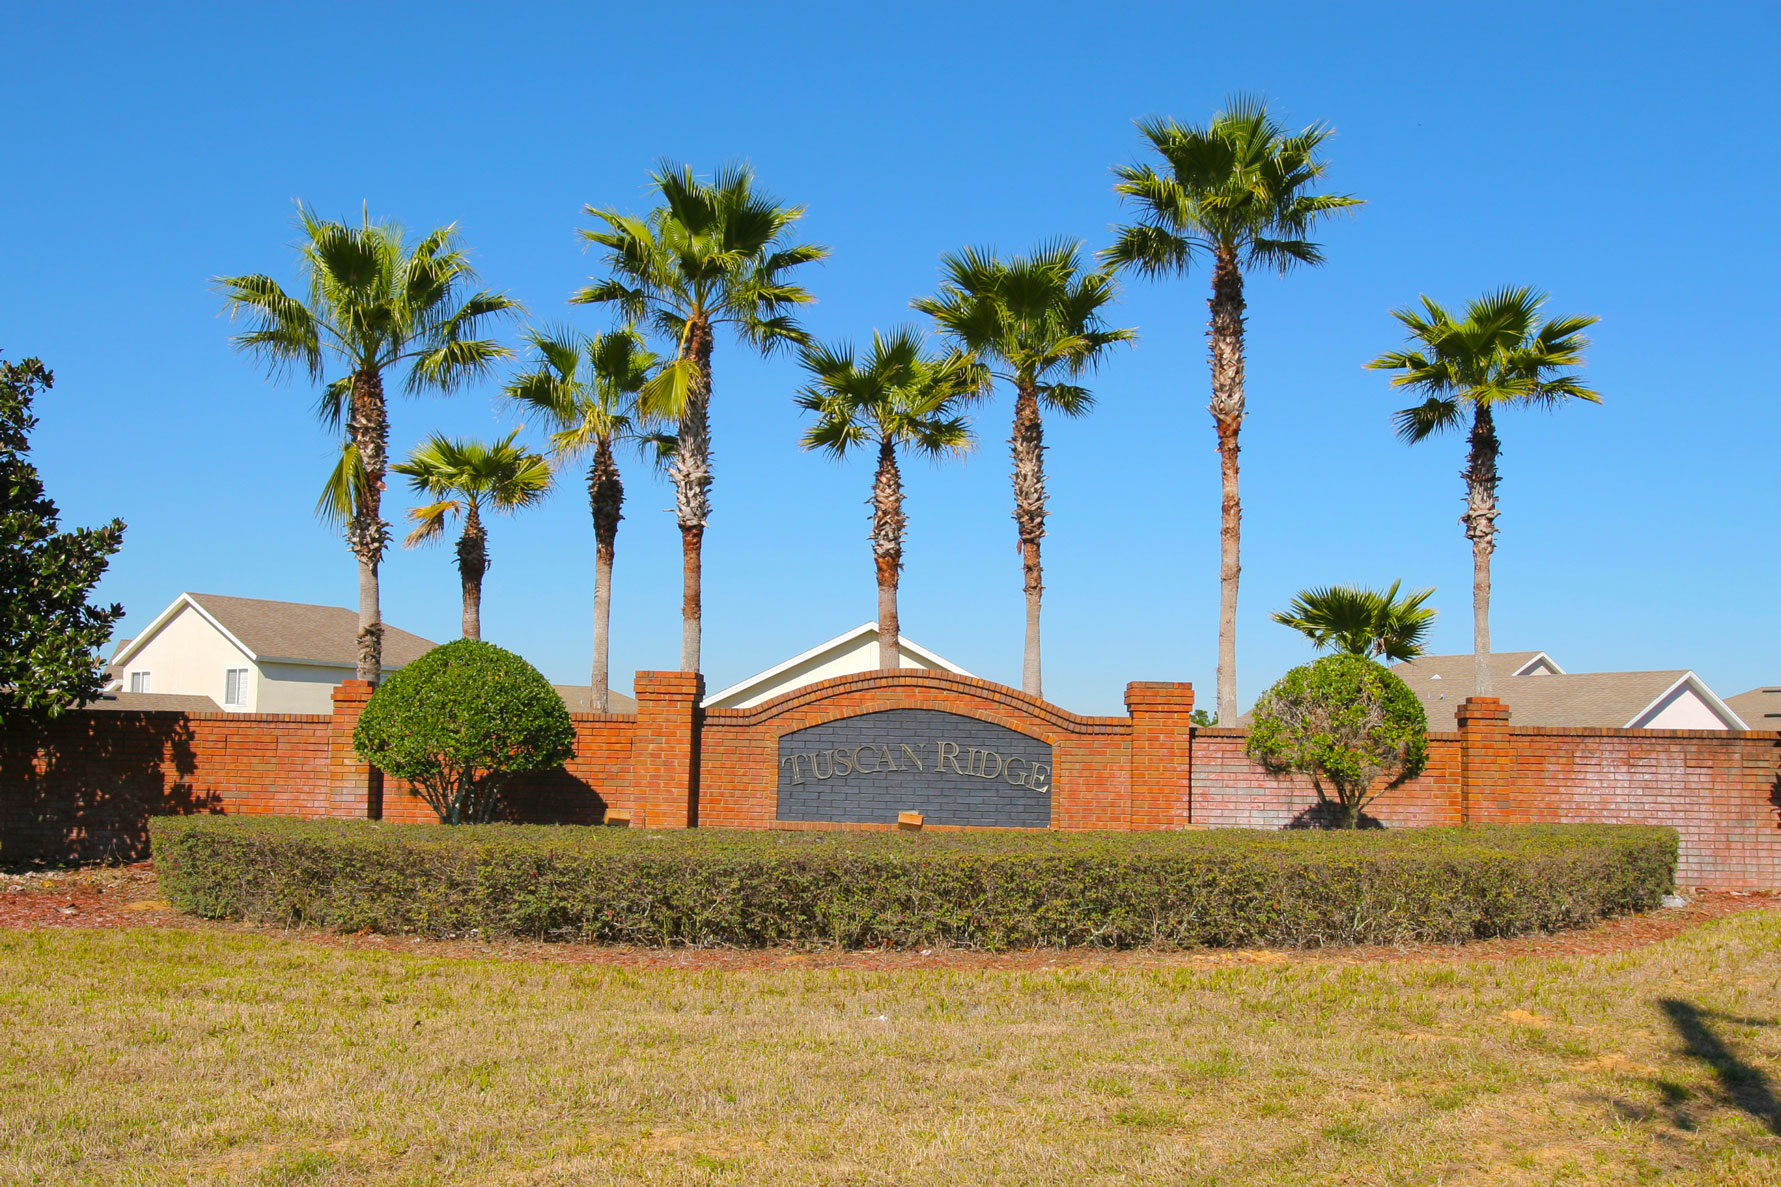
[224,668,249,708]
[128,672,151,693]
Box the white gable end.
[703,624,972,709]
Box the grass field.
[2,913,1778,1185]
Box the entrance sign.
[776,708,1052,828]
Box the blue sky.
[4,1,1776,716]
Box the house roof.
[1726,687,1781,730]
[1402,667,1742,729]
[703,622,973,709]
[1390,651,1564,686]
[111,593,439,671]
[552,684,640,714]
[82,691,222,713]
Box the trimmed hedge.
[150,818,1676,950]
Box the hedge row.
[149,817,1676,950]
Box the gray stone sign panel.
[776,708,1053,828]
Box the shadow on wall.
[1657,998,1781,1137]
[1284,801,1386,830]
[492,767,609,827]
[0,712,219,866]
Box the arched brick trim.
[705,669,1130,739]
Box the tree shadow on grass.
[1657,998,1780,1136]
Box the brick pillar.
[631,671,704,829]
[1457,696,1511,823]
[328,680,382,820]
[1126,682,1196,830]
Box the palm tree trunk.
[1462,403,1500,696]
[670,316,715,673]
[1209,247,1247,725]
[346,369,389,682]
[872,438,905,671]
[1011,381,1046,697]
[588,440,624,712]
[455,502,488,641]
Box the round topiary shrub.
[1246,653,1428,828]
[353,639,575,825]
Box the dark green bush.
[1248,654,1429,827]
[353,639,574,824]
[151,818,1675,950]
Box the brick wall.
[2,673,1777,889]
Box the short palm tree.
[1271,581,1438,662]
[796,327,987,670]
[1368,287,1599,695]
[913,240,1134,697]
[573,161,828,673]
[392,431,553,641]
[217,204,520,681]
[506,326,659,711]
[1104,95,1361,725]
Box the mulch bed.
[4,862,1776,971]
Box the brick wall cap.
[705,668,1126,733]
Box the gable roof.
[1726,687,1781,730]
[1403,667,1744,729]
[703,623,972,709]
[1390,651,1564,686]
[110,593,439,672]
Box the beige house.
[1391,651,1748,730]
[703,623,971,710]
[103,593,439,714]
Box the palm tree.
[1271,581,1438,662]
[796,327,986,670]
[1104,95,1362,726]
[1368,287,1599,696]
[506,326,660,711]
[217,204,520,681]
[913,241,1134,697]
[573,161,828,673]
[391,431,553,641]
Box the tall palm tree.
[573,161,827,673]
[1104,95,1361,725]
[217,204,519,681]
[796,327,986,670]
[391,431,553,641]
[1368,287,1599,696]
[506,326,660,711]
[1271,580,1438,662]
[913,241,1134,697]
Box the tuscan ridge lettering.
[779,739,1052,793]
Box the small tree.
[353,640,574,824]
[1246,654,1427,828]
[0,355,125,725]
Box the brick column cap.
[331,680,375,706]
[1124,682,1196,713]
[1456,696,1511,724]
[634,670,706,699]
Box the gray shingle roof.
[1398,667,1699,729]
[83,691,222,713]
[551,684,640,714]
[1390,651,1559,685]
[186,593,437,669]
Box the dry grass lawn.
[2,912,1778,1185]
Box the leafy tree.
[1247,654,1428,828]
[573,162,827,673]
[506,326,661,711]
[353,639,574,825]
[1272,580,1437,662]
[1368,287,1598,695]
[1105,95,1361,726]
[0,355,124,724]
[913,241,1133,696]
[216,205,520,682]
[796,327,986,669]
[391,432,552,641]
